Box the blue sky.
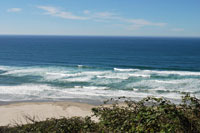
[0,0,200,37]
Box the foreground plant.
[93,94,200,132]
[0,94,200,133]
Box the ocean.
[0,35,200,103]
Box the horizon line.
[0,34,200,39]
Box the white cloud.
[37,6,58,14]
[83,10,90,14]
[123,19,166,30]
[90,13,166,30]
[7,8,22,13]
[126,25,144,30]
[127,19,166,26]
[93,12,118,19]
[171,28,184,32]
[37,6,167,30]
[37,6,88,20]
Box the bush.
[1,117,98,133]
[1,94,200,133]
[93,94,200,132]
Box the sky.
[0,0,200,37]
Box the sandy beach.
[0,102,96,126]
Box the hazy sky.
[0,0,200,37]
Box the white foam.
[77,65,83,68]
[0,84,55,95]
[151,87,169,91]
[46,72,81,77]
[0,65,200,101]
[114,68,139,72]
[64,76,92,82]
[44,72,69,81]
[127,78,200,94]
[74,86,108,90]
[0,83,197,101]
[121,69,200,77]
[47,71,108,78]
[2,68,46,75]
[133,88,139,91]
[154,80,180,84]
[97,75,129,80]
[154,78,200,85]
[46,72,68,77]
[128,73,150,78]
[81,71,108,75]
[94,78,122,85]
[149,70,200,76]
[61,87,152,98]
[0,66,9,71]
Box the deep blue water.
[0,35,200,102]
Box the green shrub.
[1,94,200,133]
[93,95,200,132]
[1,117,98,133]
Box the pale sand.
[0,102,96,126]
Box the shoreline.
[0,101,97,126]
[0,98,104,106]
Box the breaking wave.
[0,65,200,102]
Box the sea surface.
[0,35,200,103]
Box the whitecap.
[81,71,108,75]
[114,68,139,72]
[2,68,46,75]
[0,84,55,95]
[150,70,200,76]
[97,75,129,80]
[77,65,83,68]
[46,72,81,77]
[0,83,196,101]
[154,80,180,84]
[128,73,150,78]
[64,76,92,82]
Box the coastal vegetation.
[0,94,200,133]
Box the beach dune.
[0,102,95,126]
